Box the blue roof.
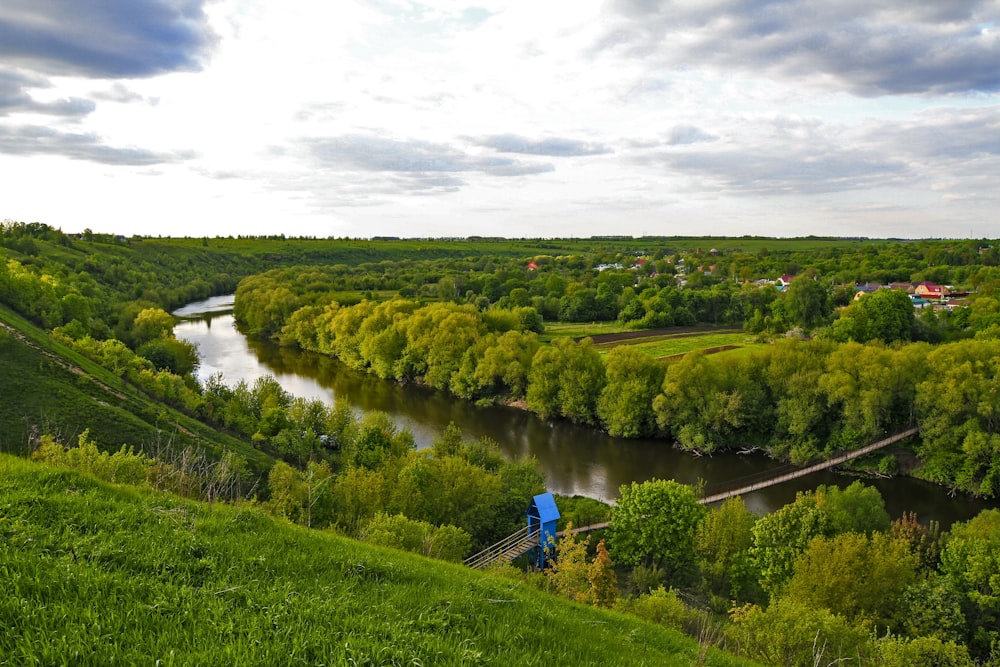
[529,492,560,523]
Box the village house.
[852,283,883,300]
[915,281,949,299]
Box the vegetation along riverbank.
[2,222,999,663]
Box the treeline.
[4,221,998,347]
[238,288,1000,496]
[534,478,993,665]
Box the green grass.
[541,323,762,360]
[607,332,761,360]
[540,322,631,341]
[0,454,758,666]
[0,305,270,470]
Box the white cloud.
[0,0,997,239]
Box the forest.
[2,220,1000,664]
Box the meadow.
[0,453,755,666]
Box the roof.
[529,492,560,523]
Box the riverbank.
[175,306,998,526]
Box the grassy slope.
[0,454,757,666]
[0,305,270,471]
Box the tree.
[331,467,387,536]
[697,496,759,602]
[897,574,967,644]
[874,635,974,667]
[916,340,1000,496]
[470,330,538,400]
[939,508,1000,658]
[588,539,618,609]
[728,598,871,667]
[597,346,665,438]
[360,513,471,562]
[545,523,592,603]
[345,411,414,470]
[785,532,918,627]
[137,336,199,376]
[749,491,828,598]
[131,307,175,347]
[781,274,830,329]
[814,481,890,536]
[266,461,305,523]
[609,479,706,581]
[830,288,915,343]
[526,337,605,426]
[653,351,771,453]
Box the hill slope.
[0,304,269,471]
[0,454,755,666]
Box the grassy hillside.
[0,304,269,471]
[0,454,756,666]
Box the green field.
[543,322,758,360]
[607,332,760,360]
[540,321,632,341]
[0,454,756,666]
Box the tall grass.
[0,454,757,666]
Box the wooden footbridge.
[698,426,919,504]
[464,427,919,568]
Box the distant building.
[915,282,949,299]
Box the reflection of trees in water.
[182,312,997,526]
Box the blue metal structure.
[527,492,560,569]
[463,492,562,570]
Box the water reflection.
[175,309,998,525]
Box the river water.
[174,295,996,525]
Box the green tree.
[654,351,770,453]
[781,274,831,329]
[814,481,890,536]
[916,340,1000,496]
[830,288,915,343]
[331,467,387,536]
[897,574,967,644]
[526,337,605,425]
[131,307,175,347]
[749,491,829,598]
[609,479,706,581]
[874,635,974,667]
[697,496,759,602]
[597,346,665,438]
[545,523,592,603]
[137,336,199,376]
[345,411,415,470]
[360,513,471,562]
[785,532,918,627]
[728,598,871,667]
[266,461,305,523]
[939,508,1000,658]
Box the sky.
[1,0,998,239]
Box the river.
[174,295,996,525]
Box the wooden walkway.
[563,426,920,536]
[466,427,921,560]
[699,426,919,504]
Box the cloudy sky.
[1,0,998,239]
